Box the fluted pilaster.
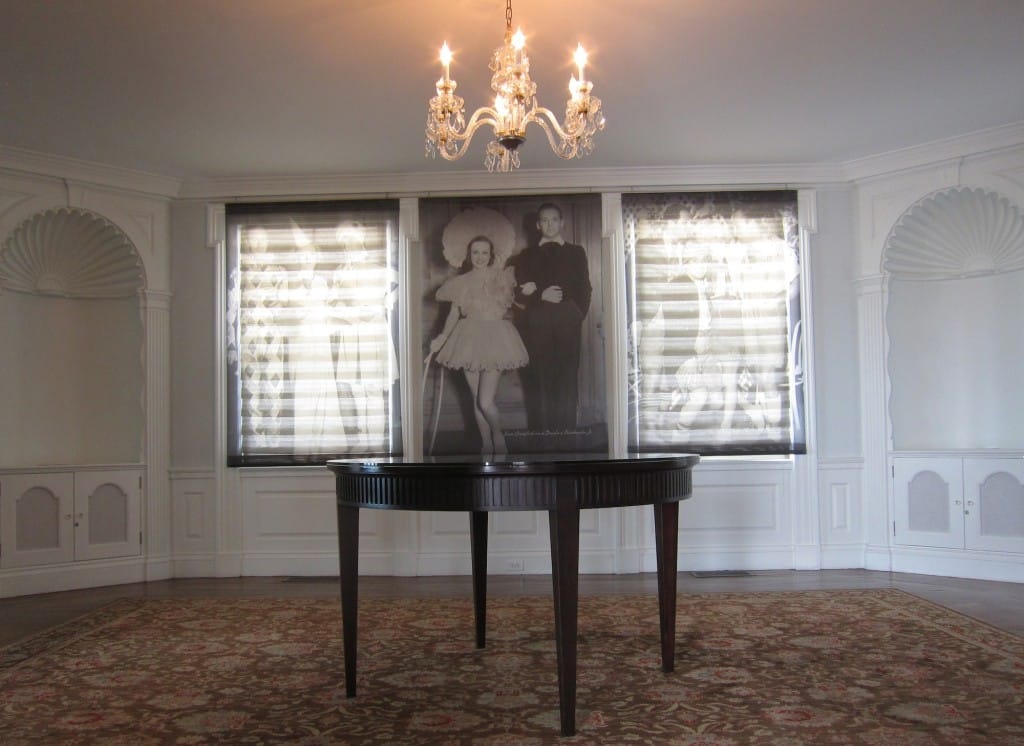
[143,289,173,576]
[855,275,891,563]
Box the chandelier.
[425,0,605,172]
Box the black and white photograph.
[420,195,606,456]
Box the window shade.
[623,191,805,456]
[225,201,402,466]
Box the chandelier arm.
[432,108,502,161]
[454,107,503,144]
[528,106,581,160]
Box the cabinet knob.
[954,500,962,506]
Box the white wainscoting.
[200,460,808,578]
[666,459,795,572]
[239,469,341,576]
[161,461,878,579]
[816,457,865,568]
[170,469,217,577]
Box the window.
[623,191,805,456]
[225,201,401,466]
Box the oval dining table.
[327,452,700,737]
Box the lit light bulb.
[573,44,588,80]
[440,42,452,80]
[512,28,526,50]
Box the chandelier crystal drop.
[425,0,605,172]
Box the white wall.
[0,293,142,466]
[5,125,1023,594]
[170,200,217,468]
[164,172,868,579]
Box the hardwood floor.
[2,570,1022,649]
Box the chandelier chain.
[506,0,512,31]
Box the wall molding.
[178,163,846,201]
[4,121,1020,206]
[0,145,182,199]
[844,122,1024,183]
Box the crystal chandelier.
[425,0,605,172]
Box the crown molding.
[841,121,1024,183]
[176,162,846,202]
[0,145,182,199]
[5,122,1022,202]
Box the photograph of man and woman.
[421,195,606,457]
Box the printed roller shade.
[225,201,401,466]
[623,191,805,456]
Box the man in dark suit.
[513,203,592,433]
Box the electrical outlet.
[505,558,525,572]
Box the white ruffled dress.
[435,266,529,372]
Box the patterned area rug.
[1,589,1022,744]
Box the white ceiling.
[1,0,1022,182]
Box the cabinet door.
[73,470,142,561]
[963,459,1024,553]
[0,473,75,568]
[892,458,964,549]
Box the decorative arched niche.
[0,207,145,467]
[884,187,1024,450]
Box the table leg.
[549,496,580,737]
[653,500,680,673]
[337,504,360,697]
[470,510,488,649]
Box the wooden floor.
[2,570,1022,649]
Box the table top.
[327,453,700,511]
[326,452,700,476]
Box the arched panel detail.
[0,207,145,298]
[883,187,1024,280]
[907,470,950,534]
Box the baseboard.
[792,544,823,570]
[0,558,146,598]
[863,544,894,572]
[820,544,867,569]
[890,547,1024,583]
[172,554,219,578]
[665,545,796,573]
[145,555,173,581]
[215,552,244,578]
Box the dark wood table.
[327,453,699,737]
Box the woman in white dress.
[429,235,528,454]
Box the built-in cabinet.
[892,457,1024,554]
[878,186,1024,581]
[0,468,143,569]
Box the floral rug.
[1,589,1022,744]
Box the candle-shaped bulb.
[573,43,588,80]
[512,28,526,51]
[569,75,581,101]
[440,42,452,80]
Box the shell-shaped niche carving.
[883,187,1024,280]
[0,208,144,298]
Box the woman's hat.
[442,207,516,268]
